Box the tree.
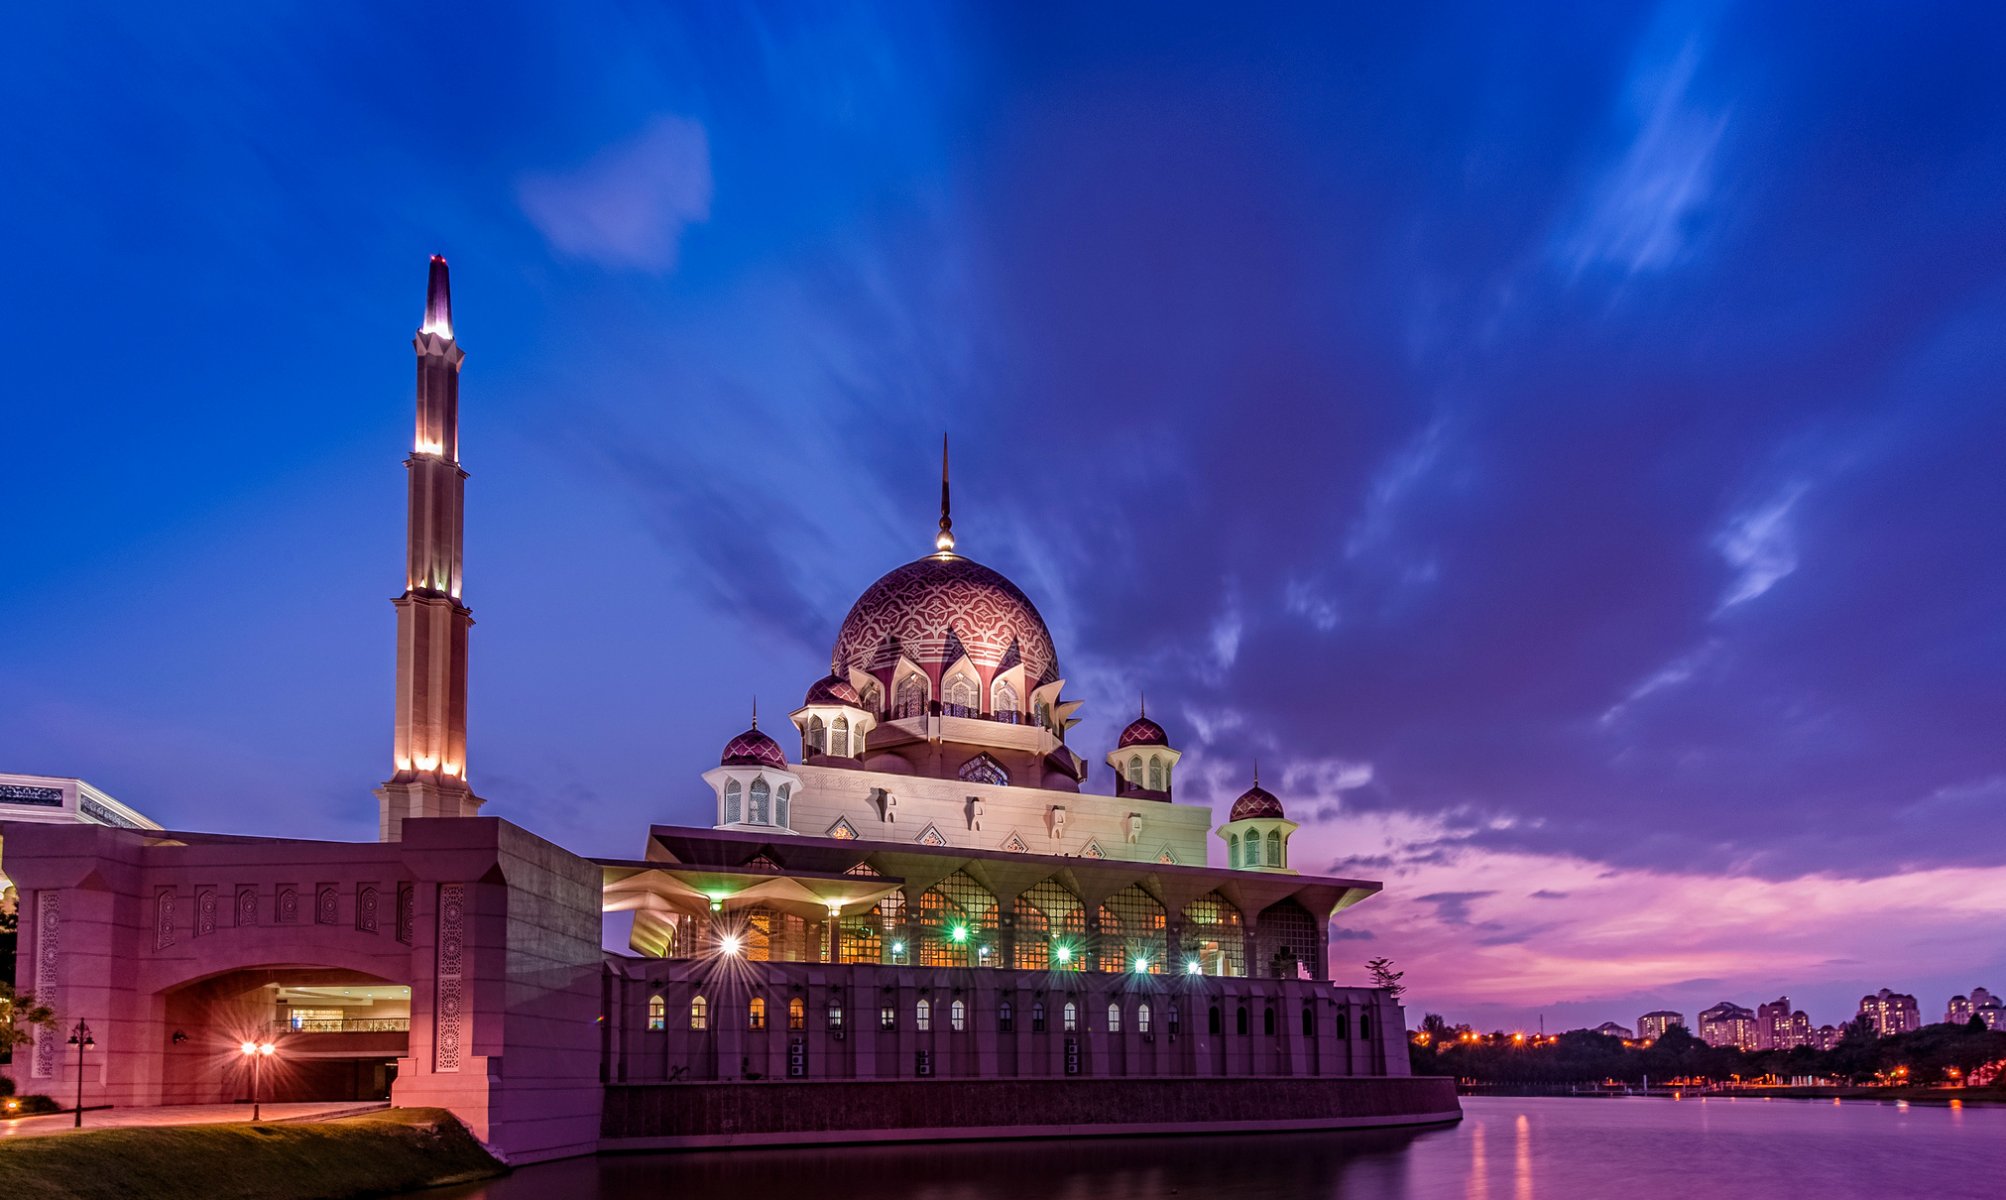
[1,981,56,1053]
[1365,957,1406,1000]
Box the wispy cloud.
[1555,27,1730,279]
[519,115,713,271]
[1715,483,1808,610]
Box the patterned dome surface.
[720,726,787,769]
[833,554,1059,683]
[1118,715,1169,747]
[1229,784,1285,821]
[803,674,863,707]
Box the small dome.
[721,726,786,769]
[803,673,863,708]
[1229,784,1284,822]
[1118,715,1168,748]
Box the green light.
[1133,955,1150,973]
[950,924,969,944]
[1055,944,1073,964]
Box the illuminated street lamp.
[719,933,743,957]
[1054,944,1073,965]
[950,924,969,944]
[1132,955,1150,974]
[238,1034,277,1121]
[1185,959,1202,975]
[66,1020,94,1128]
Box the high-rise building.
[1698,1001,1758,1050]
[1638,1010,1684,1040]
[1858,989,1921,1037]
[1811,1024,1845,1051]
[1755,996,1813,1050]
[1947,988,2000,1028]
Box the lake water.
[427,1096,2006,1199]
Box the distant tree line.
[1412,1013,2006,1087]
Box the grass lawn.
[0,1107,505,1200]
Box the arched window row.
[1123,752,1174,793]
[721,776,791,828]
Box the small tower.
[704,710,802,834]
[791,672,877,762]
[1107,699,1181,801]
[377,256,482,840]
[1216,770,1298,873]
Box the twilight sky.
[5,2,2004,1033]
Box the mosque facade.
[0,259,1458,1161]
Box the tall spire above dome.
[935,434,956,554]
[378,253,482,840]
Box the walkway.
[0,1100,387,1139]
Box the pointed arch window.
[1139,1003,1153,1035]
[1180,892,1245,978]
[831,716,850,757]
[950,999,966,1032]
[1107,1002,1122,1033]
[1012,881,1087,971]
[1096,885,1167,974]
[724,780,742,824]
[945,673,978,715]
[776,784,791,828]
[958,754,1009,787]
[915,998,932,1031]
[895,674,927,718]
[690,995,710,1031]
[1268,830,1282,868]
[647,994,666,1031]
[1126,756,1143,786]
[1243,829,1261,867]
[750,778,771,824]
[861,680,883,713]
[788,997,806,1031]
[999,1000,1015,1032]
[1228,833,1240,868]
[1032,1002,1047,1033]
[993,679,1020,722]
[1148,757,1164,790]
[749,996,767,1030]
[1063,1000,1078,1032]
[807,716,825,757]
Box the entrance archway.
[159,967,410,1104]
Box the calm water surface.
[429,1097,2006,1199]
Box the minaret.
[376,255,483,840]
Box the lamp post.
[239,1033,277,1120]
[66,1020,95,1128]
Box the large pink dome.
[833,554,1060,683]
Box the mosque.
[0,259,1458,1161]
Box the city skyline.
[6,3,2005,1033]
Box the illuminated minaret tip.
[934,434,956,555]
[421,254,453,339]
[377,254,483,840]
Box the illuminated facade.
[1636,1010,1683,1040]
[0,258,1455,1160]
[1945,988,2001,1029]
[1754,996,1812,1051]
[1857,988,1921,1037]
[1697,1001,1758,1050]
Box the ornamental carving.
[32,892,60,1078]
[317,886,338,925]
[154,888,175,949]
[832,556,1058,684]
[435,883,466,1072]
[357,886,379,933]
[236,887,257,927]
[277,886,299,923]
[396,883,414,945]
[195,887,218,936]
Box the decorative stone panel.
[277,886,299,924]
[395,883,414,945]
[435,883,466,1072]
[195,886,218,936]
[31,892,60,1078]
[316,885,338,925]
[235,886,258,927]
[357,886,379,934]
[154,888,176,949]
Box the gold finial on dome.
[934,434,956,554]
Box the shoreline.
[1456,1085,2006,1106]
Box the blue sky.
[5,2,2004,1032]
